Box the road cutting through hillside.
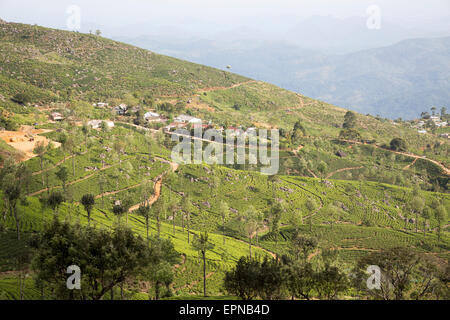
[339,139,450,176]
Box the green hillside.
[0,20,448,300]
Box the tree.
[219,200,229,245]
[181,195,193,243]
[81,123,90,150]
[435,205,447,243]
[152,199,165,238]
[410,196,424,233]
[55,166,68,193]
[267,174,280,198]
[113,140,125,170]
[353,247,445,300]
[138,204,151,244]
[317,161,328,179]
[258,257,286,300]
[33,141,46,188]
[268,202,283,240]
[291,234,318,262]
[339,128,361,141]
[113,203,125,224]
[11,92,31,105]
[390,138,407,152]
[192,232,215,297]
[31,219,151,300]
[243,206,258,257]
[95,29,102,36]
[146,236,180,300]
[47,191,64,215]
[431,106,437,116]
[168,200,179,236]
[314,263,349,300]
[0,160,30,239]
[97,173,107,208]
[305,198,317,231]
[211,175,221,198]
[67,134,80,176]
[285,259,315,300]
[343,111,357,129]
[144,132,153,160]
[81,194,95,224]
[291,121,306,142]
[59,133,69,162]
[422,206,432,237]
[224,256,260,300]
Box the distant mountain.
[117,33,450,120]
[288,36,450,119]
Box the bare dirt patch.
[0,126,60,161]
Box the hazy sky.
[1,0,450,37]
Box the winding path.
[326,166,364,179]
[339,139,450,176]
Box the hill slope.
[0,20,449,191]
[0,20,248,102]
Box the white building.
[88,120,115,129]
[174,115,202,124]
[430,116,441,122]
[114,104,128,115]
[51,112,64,121]
[144,111,160,119]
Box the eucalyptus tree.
[192,232,215,297]
[410,196,425,233]
[144,131,154,161]
[55,166,68,194]
[0,159,31,239]
[152,199,165,238]
[81,122,90,151]
[168,199,179,236]
[422,206,432,237]
[243,206,258,258]
[113,139,126,170]
[181,195,193,243]
[435,205,447,243]
[219,200,229,245]
[138,204,151,244]
[59,132,69,162]
[305,198,317,232]
[33,141,46,188]
[97,172,107,208]
[47,191,64,216]
[81,194,95,225]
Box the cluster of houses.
[415,115,448,134]
[93,102,260,137]
[164,114,258,138]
